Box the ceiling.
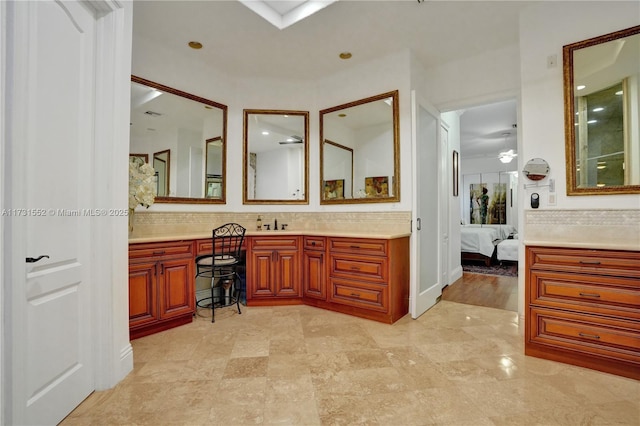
[132,0,526,159]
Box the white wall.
[519,1,640,211]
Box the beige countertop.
[129,230,412,244]
[523,240,640,251]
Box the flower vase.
[128,208,135,234]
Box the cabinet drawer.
[527,246,640,278]
[529,307,640,364]
[530,270,640,319]
[329,238,387,256]
[195,238,246,256]
[129,241,194,260]
[329,277,388,312]
[304,236,325,251]
[329,253,387,282]
[250,236,299,250]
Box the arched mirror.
[320,90,400,204]
[564,25,640,195]
[129,76,228,203]
[243,109,309,204]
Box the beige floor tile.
[61,301,640,426]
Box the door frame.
[1,2,133,423]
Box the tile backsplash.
[524,209,640,250]
[130,211,412,238]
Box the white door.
[6,1,97,423]
[410,91,442,319]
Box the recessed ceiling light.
[576,85,586,90]
[592,107,604,112]
[615,90,623,95]
[262,131,269,135]
[587,120,597,124]
[339,52,352,60]
[188,41,203,50]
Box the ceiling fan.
[278,135,303,145]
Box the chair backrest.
[212,223,246,259]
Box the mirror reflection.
[320,90,400,204]
[205,137,223,199]
[243,110,309,204]
[564,25,640,195]
[153,149,170,196]
[129,76,228,203]
[522,158,550,181]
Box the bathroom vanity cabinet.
[246,234,410,324]
[324,236,410,323]
[127,231,410,337]
[525,245,640,380]
[247,235,301,301]
[303,236,326,300]
[128,240,195,339]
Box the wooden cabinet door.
[158,257,194,320]
[249,250,277,298]
[275,250,301,297]
[129,261,158,328]
[303,250,325,300]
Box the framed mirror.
[564,25,640,195]
[243,109,309,204]
[320,90,400,204]
[129,76,228,203]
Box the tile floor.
[62,302,639,425]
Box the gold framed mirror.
[243,109,309,204]
[564,25,640,195]
[130,76,228,203]
[320,90,400,204]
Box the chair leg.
[234,273,242,315]
[210,276,216,323]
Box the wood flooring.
[442,271,518,312]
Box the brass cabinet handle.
[579,260,601,265]
[350,245,360,249]
[153,250,166,255]
[578,332,600,339]
[579,292,601,298]
[350,293,360,298]
[350,266,360,271]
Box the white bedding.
[460,226,499,258]
[497,238,519,262]
[463,224,516,240]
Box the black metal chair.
[194,223,246,322]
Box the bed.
[460,225,500,266]
[497,238,519,263]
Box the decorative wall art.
[323,179,344,199]
[469,182,507,224]
[365,176,389,197]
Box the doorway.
[444,98,519,312]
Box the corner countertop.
[129,230,412,244]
